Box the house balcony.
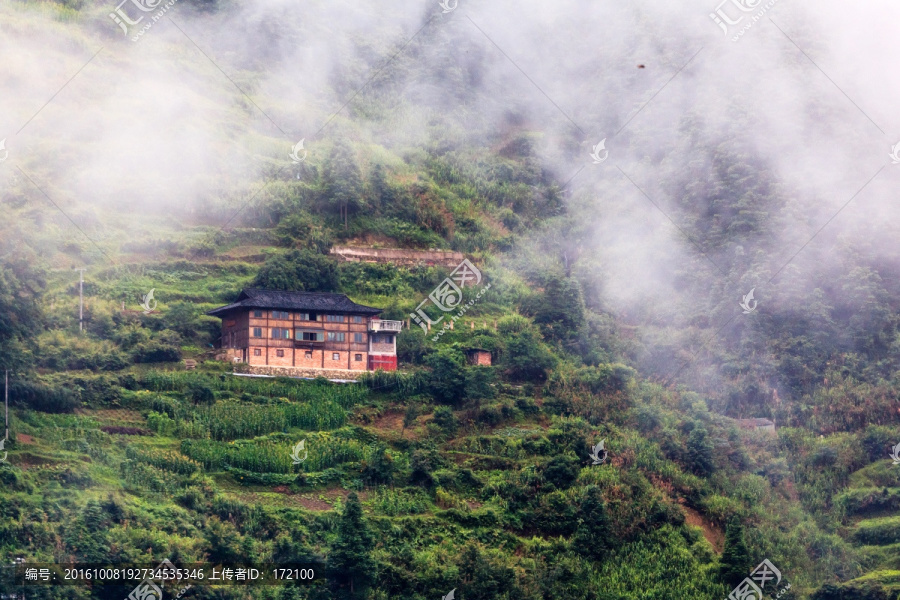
[369,320,403,332]
[294,339,325,349]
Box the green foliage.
[131,340,181,363]
[9,378,79,413]
[397,327,428,363]
[361,444,396,486]
[530,275,586,341]
[457,544,519,600]
[425,348,467,406]
[687,425,715,477]
[836,488,900,517]
[810,583,892,600]
[125,445,201,475]
[359,369,426,396]
[181,434,365,474]
[0,259,44,370]
[852,516,900,546]
[572,486,613,561]
[369,487,430,516]
[719,516,753,587]
[403,404,418,431]
[188,380,216,405]
[319,141,364,222]
[431,406,458,437]
[543,455,580,490]
[464,366,498,403]
[147,400,347,440]
[253,249,340,292]
[327,492,376,598]
[275,211,335,253]
[497,316,556,381]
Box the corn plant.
[125,446,201,475]
[225,441,295,474]
[180,439,227,470]
[138,371,367,406]
[370,488,430,516]
[302,436,365,472]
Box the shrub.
[543,455,579,490]
[425,348,467,405]
[189,381,216,405]
[432,406,458,436]
[253,249,340,292]
[397,327,428,364]
[361,444,396,486]
[851,516,900,545]
[132,342,181,363]
[497,316,556,382]
[464,366,498,402]
[10,379,79,413]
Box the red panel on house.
[368,355,397,371]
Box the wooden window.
[354,333,364,343]
[253,327,262,337]
[351,315,363,323]
[253,310,263,318]
[332,353,340,360]
[304,351,312,359]
[273,310,290,320]
[253,349,262,356]
[299,312,318,321]
[327,332,345,342]
[276,349,285,357]
[297,330,324,341]
[326,314,345,323]
[271,327,291,339]
[355,354,362,361]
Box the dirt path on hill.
[681,505,724,553]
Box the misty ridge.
[2,0,900,404]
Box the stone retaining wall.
[242,365,366,380]
[330,246,464,267]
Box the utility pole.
[75,268,86,332]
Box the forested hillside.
[1,0,899,599]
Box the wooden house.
[207,288,402,372]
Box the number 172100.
[273,568,315,580]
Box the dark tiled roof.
[206,288,383,317]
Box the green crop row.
[125,445,201,475]
[180,435,367,474]
[145,399,346,440]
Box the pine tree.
[686,425,715,477]
[321,141,363,227]
[326,492,376,598]
[402,404,418,435]
[719,516,753,587]
[572,486,612,561]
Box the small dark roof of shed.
[206,288,383,317]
